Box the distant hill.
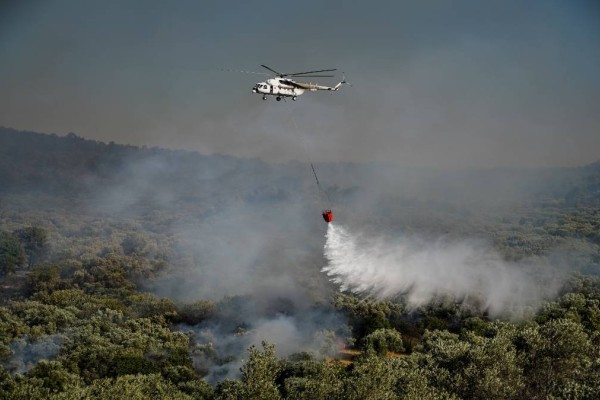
[1,126,599,215]
[0,127,308,213]
[0,127,271,194]
[565,162,600,207]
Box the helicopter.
[227,65,348,101]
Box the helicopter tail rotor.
[341,72,352,87]
[332,73,352,91]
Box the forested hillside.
[2,127,599,211]
[1,127,600,399]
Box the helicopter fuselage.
[252,78,305,100]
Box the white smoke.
[322,224,561,316]
[4,334,65,374]
[185,310,348,384]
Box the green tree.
[84,373,193,400]
[214,379,244,400]
[393,358,457,400]
[176,300,216,325]
[520,318,593,399]
[10,301,76,336]
[333,295,403,342]
[5,376,52,400]
[0,306,28,342]
[281,357,344,400]
[110,350,160,376]
[121,234,148,257]
[14,227,48,267]
[27,360,81,393]
[126,293,177,318]
[413,330,471,396]
[362,328,404,356]
[28,264,62,294]
[538,292,600,332]
[410,324,524,399]
[176,379,214,400]
[0,366,16,398]
[240,341,281,400]
[343,353,399,400]
[0,231,26,275]
[462,323,524,399]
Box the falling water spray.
[322,223,562,316]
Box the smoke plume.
[323,223,562,316]
[4,334,65,374]
[184,309,347,384]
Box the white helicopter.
[228,65,348,101]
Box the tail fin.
[333,73,351,91]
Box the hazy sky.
[1,0,599,167]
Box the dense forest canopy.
[1,127,599,399]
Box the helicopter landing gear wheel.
[276,96,281,101]
[262,96,267,100]
[292,96,297,101]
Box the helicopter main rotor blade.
[261,65,283,75]
[290,74,335,78]
[220,68,271,75]
[289,68,337,76]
